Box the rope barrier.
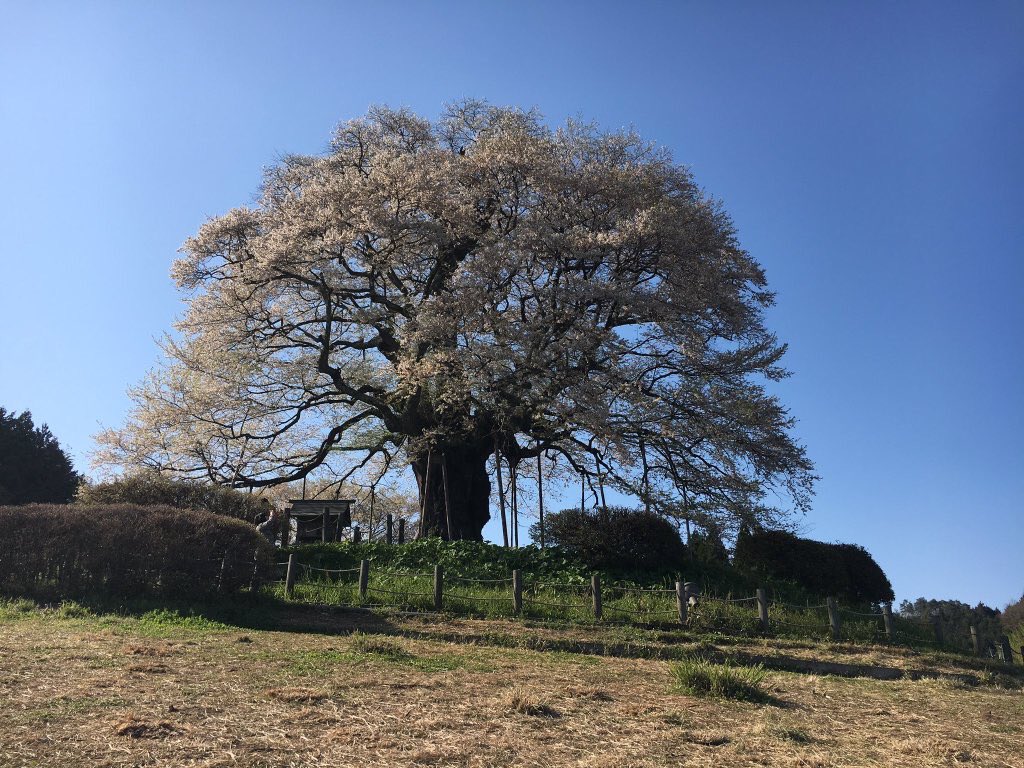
[366,586,433,599]
[445,593,513,604]
[603,604,677,617]
[447,576,513,584]
[299,564,361,575]
[524,598,586,610]
[602,589,675,602]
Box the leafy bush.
[733,528,894,604]
[0,504,273,600]
[78,472,271,523]
[670,656,769,701]
[289,538,591,583]
[529,506,687,578]
[0,408,80,505]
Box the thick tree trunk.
[412,443,492,540]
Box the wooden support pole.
[368,487,375,542]
[358,559,369,600]
[757,587,769,632]
[970,625,980,656]
[495,443,509,547]
[512,569,523,615]
[420,449,433,539]
[284,554,296,599]
[883,602,894,642]
[510,463,519,548]
[827,597,841,641]
[433,565,444,612]
[398,517,406,545]
[591,575,602,620]
[322,507,329,543]
[999,635,1013,664]
[536,454,545,548]
[442,453,453,541]
[676,581,687,624]
[386,513,394,545]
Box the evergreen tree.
[0,408,80,505]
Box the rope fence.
[268,555,1020,664]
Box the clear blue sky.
[1,1,1021,609]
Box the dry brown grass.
[0,605,1021,767]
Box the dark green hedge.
[529,506,688,578]
[78,473,271,524]
[733,528,894,604]
[0,504,274,600]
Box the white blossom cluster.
[95,101,814,537]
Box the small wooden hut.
[281,499,354,546]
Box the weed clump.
[670,656,768,701]
[501,686,560,718]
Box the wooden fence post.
[591,574,602,620]
[358,559,369,600]
[352,525,361,544]
[827,597,841,641]
[398,517,406,544]
[433,565,444,612]
[970,625,980,656]
[512,569,523,615]
[757,587,769,632]
[386,513,394,545]
[676,581,687,624]
[999,635,1013,664]
[284,553,296,599]
[882,602,894,642]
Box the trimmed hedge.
[78,473,271,524]
[733,528,894,604]
[290,538,591,583]
[0,504,274,600]
[530,506,688,577]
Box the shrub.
[0,504,274,601]
[290,538,591,583]
[733,528,894,604]
[529,506,687,577]
[670,656,769,701]
[78,472,271,524]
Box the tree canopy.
[0,408,79,505]
[97,101,815,540]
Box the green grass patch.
[670,656,769,701]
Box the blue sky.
[1,1,1021,608]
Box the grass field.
[1,599,1022,767]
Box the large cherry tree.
[98,101,815,540]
